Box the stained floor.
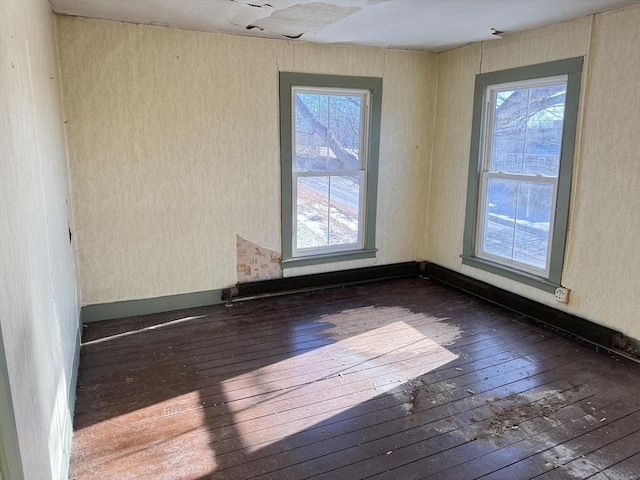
[70,277,640,479]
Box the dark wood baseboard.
[223,260,639,361]
[222,261,422,301]
[86,260,637,361]
[422,262,639,361]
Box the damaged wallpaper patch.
[236,234,282,283]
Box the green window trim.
[461,57,583,293]
[279,72,382,269]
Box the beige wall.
[0,1,81,478]
[56,17,436,305]
[428,7,640,339]
[56,5,639,340]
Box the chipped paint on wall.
[237,235,282,283]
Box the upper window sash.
[291,87,370,174]
[481,75,568,176]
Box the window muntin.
[476,76,568,276]
[291,87,370,257]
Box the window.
[462,58,583,292]
[280,73,382,268]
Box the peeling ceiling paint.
[49,0,640,51]
[250,2,360,38]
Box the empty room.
[1,0,640,478]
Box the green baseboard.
[68,323,81,420]
[81,288,226,323]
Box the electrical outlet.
[554,287,570,304]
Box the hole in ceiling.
[230,0,273,7]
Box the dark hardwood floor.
[70,277,640,480]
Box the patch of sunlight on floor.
[222,308,460,453]
[74,391,214,479]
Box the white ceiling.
[49,0,640,51]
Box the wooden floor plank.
[586,451,640,480]
[528,413,640,479]
[73,329,568,451]
[284,353,606,480]
[74,313,548,426]
[427,396,640,480]
[550,430,640,478]
[453,389,640,479]
[200,342,596,478]
[69,277,640,480]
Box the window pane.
[328,175,360,246]
[294,92,362,172]
[482,177,553,270]
[491,83,566,177]
[482,178,517,260]
[296,176,329,249]
[296,175,362,251]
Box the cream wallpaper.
[563,7,640,335]
[56,17,436,304]
[1,1,81,477]
[428,6,640,339]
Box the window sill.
[460,255,560,293]
[282,249,377,269]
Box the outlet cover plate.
[555,287,570,303]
